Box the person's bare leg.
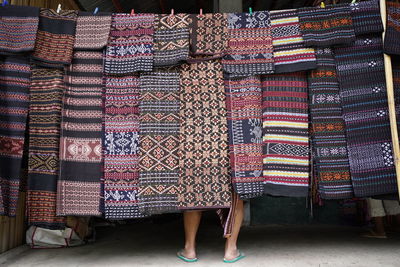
[373,216,386,236]
[181,211,202,259]
[224,199,244,260]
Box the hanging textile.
[393,56,400,131]
[0,56,30,216]
[0,5,39,55]
[178,60,232,209]
[104,13,155,74]
[32,8,78,68]
[74,12,112,50]
[308,48,353,199]
[297,4,355,47]
[384,1,400,56]
[270,9,317,74]
[28,66,65,229]
[222,11,274,77]
[224,75,263,199]
[103,75,145,219]
[262,72,310,197]
[153,13,190,67]
[137,70,180,215]
[189,13,228,58]
[334,35,398,197]
[350,0,383,36]
[56,51,103,216]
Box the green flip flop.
[223,251,245,263]
[177,250,198,263]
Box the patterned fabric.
[154,14,190,67]
[298,4,356,47]
[334,35,398,197]
[350,0,383,35]
[74,12,112,50]
[0,6,39,55]
[56,51,103,216]
[224,75,263,199]
[384,1,400,56]
[189,13,228,57]
[104,14,154,74]
[270,9,317,74]
[262,72,309,197]
[137,71,180,215]
[178,60,232,209]
[103,75,144,219]
[0,56,30,216]
[223,11,274,77]
[27,66,65,229]
[32,9,78,68]
[308,48,353,199]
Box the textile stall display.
[0,0,399,233]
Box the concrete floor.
[1,216,400,267]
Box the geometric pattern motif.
[74,13,112,50]
[178,60,232,209]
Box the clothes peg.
[249,7,253,15]
[199,8,203,16]
[2,0,9,6]
[351,0,357,3]
[320,2,325,8]
[56,4,62,13]
[93,7,99,14]
[170,9,174,16]
[131,9,135,15]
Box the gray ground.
[1,217,400,267]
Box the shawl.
[137,70,180,215]
[297,4,356,47]
[189,13,228,58]
[384,1,400,56]
[334,35,398,197]
[350,0,383,36]
[153,14,190,67]
[0,6,39,55]
[224,75,264,199]
[178,59,232,209]
[103,74,145,219]
[74,11,112,50]
[32,9,78,68]
[308,48,353,199]
[0,56,30,216]
[262,72,310,197]
[27,66,65,229]
[104,13,154,74]
[56,51,103,216]
[270,9,317,74]
[222,11,274,77]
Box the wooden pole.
[380,0,400,200]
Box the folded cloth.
[0,5,39,55]
[74,11,112,50]
[298,4,356,47]
[104,13,155,74]
[32,8,78,68]
[189,13,228,58]
[384,1,400,56]
[153,13,190,67]
[350,0,383,35]
[270,9,317,73]
[222,11,274,77]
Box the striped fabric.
[384,1,400,56]
[308,48,353,199]
[104,13,154,74]
[74,12,112,50]
[350,0,382,36]
[270,9,317,73]
[224,75,264,199]
[0,56,30,216]
[56,51,103,216]
[103,75,145,219]
[223,11,274,77]
[334,35,398,197]
[262,72,309,197]
[0,6,39,55]
[27,66,65,229]
[137,70,180,215]
[298,4,356,47]
[32,9,78,68]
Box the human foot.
[177,249,197,262]
[223,250,245,263]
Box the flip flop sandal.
[177,250,198,263]
[362,230,387,239]
[223,251,246,263]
